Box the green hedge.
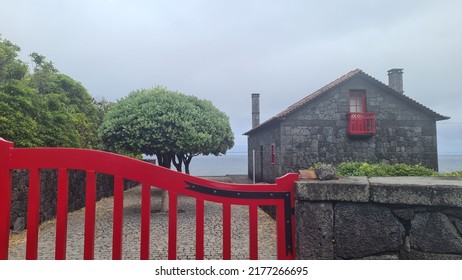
[336,162,438,177]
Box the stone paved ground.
[8,176,278,260]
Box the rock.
[314,164,336,180]
[410,212,462,254]
[296,202,334,259]
[13,217,25,232]
[334,203,405,259]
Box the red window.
[271,144,275,164]
[348,90,376,136]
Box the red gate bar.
[83,171,96,260]
[222,203,231,260]
[55,168,69,260]
[26,169,40,260]
[249,204,258,260]
[195,198,205,260]
[112,176,124,260]
[0,139,13,260]
[276,203,285,259]
[168,192,178,260]
[140,183,151,260]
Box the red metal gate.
[0,138,298,260]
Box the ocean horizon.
[187,153,462,176]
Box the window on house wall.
[348,89,376,136]
[271,144,275,164]
[349,90,367,112]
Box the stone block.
[410,212,462,254]
[356,254,399,260]
[314,164,336,180]
[296,177,369,202]
[370,177,462,207]
[296,201,333,259]
[408,250,462,260]
[334,203,405,259]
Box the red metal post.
[222,203,231,260]
[112,176,124,260]
[83,171,96,260]
[140,183,151,260]
[0,139,13,260]
[26,169,40,260]
[276,203,286,260]
[168,192,178,260]
[55,168,69,260]
[195,199,204,260]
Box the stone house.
[244,69,449,183]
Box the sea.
[187,153,462,176]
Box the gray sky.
[1,0,461,154]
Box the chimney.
[387,68,404,93]
[251,93,260,128]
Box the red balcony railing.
[348,112,376,136]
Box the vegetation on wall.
[336,162,461,177]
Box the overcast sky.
[1,0,461,154]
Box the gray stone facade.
[246,70,447,183]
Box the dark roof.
[244,69,449,135]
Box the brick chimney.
[251,93,260,128]
[387,68,404,93]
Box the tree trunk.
[172,154,183,172]
[183,153,194,175]
[156,153,173,212]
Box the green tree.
[0,80,42,147]
[100,86,234,212]
[27,53,101,148]
[0,36,101,149]
[172,95,234,174]
[0,36,28,83]
[100,86,234,171]
[0,37,40,147]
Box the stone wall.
[10,169,137,231]
[295,177,462,260]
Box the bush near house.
[336,162,439,177]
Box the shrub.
[337,162,437,177]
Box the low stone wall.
[10,169,137,231]
[295,177,462,260]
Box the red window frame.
[349,90,367,113]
